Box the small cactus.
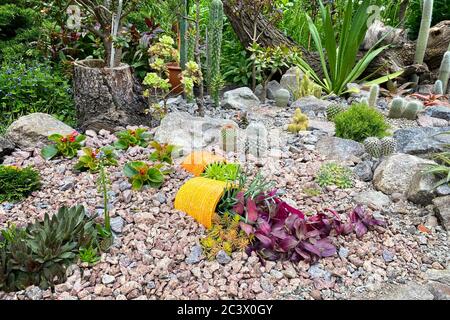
[245,122,268,158]
[274,89,290,108]
[433,80,443,95]
[220,124,238,153]
[364,137,382,158]
[207,0,224,106]
[287,108,309,133]
[438,51,450,93]
[402,101,422,120]
[388,97,406,119]
[380,136,396,156]
[326,104,345,121]
[368,84,379,107]
[293,72,322,99]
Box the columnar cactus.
[179,0,189,70]
[433,79,443,95]
[402,101,422,120]
[220,124,238,153]
[287,108,309,133]
[364,137,382,158]
[326,104,345,121]
[207,0,224,107]
[368,84,379,108]
[387,97,406,118]
[412,0,434,84]
[380,137,396,156]
[438,51,450,93]
[274,89,290,108]
[245,122,268,158]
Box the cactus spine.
[207,0,224,107]
[287,108,309,133]
[433,80,443,95]
[364,137,382,158]
[388,97,406,118]
[412,0,434,85]
[368,84,379,107]
[402,101,422,120]
[326,104,345,121]
[179,0,189,70]
[380,137,396,156]
[438,51,450,93]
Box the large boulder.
[222,87,260,111]
[0,136,15,162]
[5,113,75,149]
[406,171,439,205]
[154,112,238,155]
[291,96,332,116]
[280,67,303,94]
[394,126,450,156]
[316,137,364,162]
[433,196,450,231]
[373,154,435,195]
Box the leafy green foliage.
[0,205,100,292]
[79,245,100,265]
[114,128,151,150]
[0,165,41,203]
[316,162,354,189]
[333,103,389,142]
[294,0,397,96]
[123,161,169,190]
[41,131,86,160]
[149,141,177,164]
[74,146,118,173]
[201,162,242,182]
[201,212,251,260]
[0,61,75,134]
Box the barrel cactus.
[402,101,422,120]
[368,84,379,108]
[363,137,382,158]
[220,124,238,153]
[326,104,345,121]
[433,80,444,94]
[380,136,396,156]
[287,108,309,133]
[245,122,268,158]
[438,51,450,93]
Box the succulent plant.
[316,162,354,189]
[326,104,345,121]
[387,97,406,118]
[292,72,322,99]
[245,122,268,158]
[438,51,450,93]
[402,101,422,120]
[220,124,238,153]
[287,108,309,133]
[368,84,379,107]
[412,0,434,84]
[364,137,382,158]
[380,136,397,156]
[274,88,290,108]
[433,79,444,95]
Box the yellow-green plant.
[287,108,309,133]
[292,71,322,99]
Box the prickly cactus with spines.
[326,104,345,121]
[287,108,309,133]
[380,136,396,156]
[433,80,444,95]
[402,101,422,120]
[388,97,406,119]
[363,137,382,158]
[368,84,379,107]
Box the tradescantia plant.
[41,131,86,160]
[114,128,152,150]
[123,161,170,190]
[294,0,403,96]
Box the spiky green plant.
[388,97,406,118]
[364,137,382,158]
[207,0,224,107]
[433,80,444,95]
[326,104,345,121]
[380,137,397,156]
[412,0,434,85]
[438,51,450,93]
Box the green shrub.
[0,205,100,292]
[316,162,353,189]
[333,103,390,142]
[406,0,450,40]
[0,61,76,134]
[0,165,41,202]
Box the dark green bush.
[0,205,99,292]
[405,0,450,40]
[333,103,390,142]
[0,165,41,202]
[0,61,76,133]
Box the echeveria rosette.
[41,131,86,160]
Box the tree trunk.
[73,59,151,132]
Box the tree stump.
[73,59,151,132]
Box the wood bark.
[73,60,151,132]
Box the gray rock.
[280,67,303,94]
[426,268,450,286]
[436,184,450,196]
[338,247,349,259]
[122,190,133,203]
[101,274,115,284]
[255,80,282,100]
[270,270,284,280]
[0,136,14,162]
[110,216,124,233]
[59,177,75,191]
[353,161,373,182]
[308,119,336,135]
[373,154,435,195]
[291,96,332,115]
[147,281,156,289]
[427,281,450,300]
[433,196,450,231]
[354,191,390,209]
[216,250,232,265]
[154,192,167,204]
[308,264,332,281]
[382,249,395,263]
[406,171,438,205]
[5,113,74,149]
[394,126,450,156]
[25,286,43,300]
[119,181,131,191]
[185,245,203,264]
[425,106,450,121]
[222,87,260,111]
[381,282,434,300]
[316,137,365,162]
[417,114,448,127]
[154,112,238,155]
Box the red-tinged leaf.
[354,221,368,237]
[314,239,337,257]
[239,222,254,236]
[295,247,312,262]
[246,198,258,223]
[294,220,308,241]
[259,248,279,261]
[285,214,299,231]
[257,219,271,235]
[301,241,322,257]
[279,201,305,219]
[279,236,299,252]
[271,224,289,239]
[255,232,274,249]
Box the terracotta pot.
[167,62,183,94]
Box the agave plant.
[294,0,402,96]
[424,131,450,189]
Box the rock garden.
[0,0,449,301]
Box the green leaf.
[41,145,59,160]
[131,178,144,190]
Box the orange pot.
[167,62,183,94]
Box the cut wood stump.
[73,59,151,132]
